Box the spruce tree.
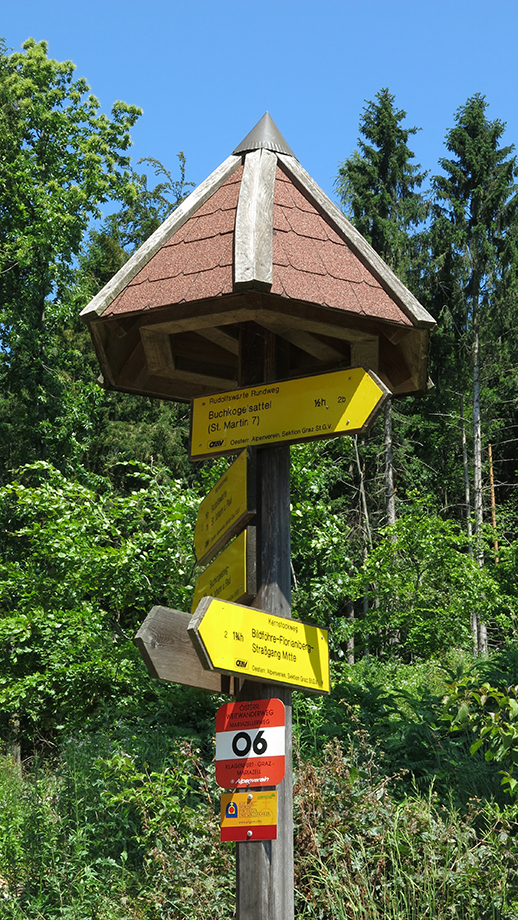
[336,89,428,526]
[430,94,518,653]
[336,88,428,278]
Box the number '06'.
[231,730,267,757]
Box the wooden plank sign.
[220,790,277,842]
[188,597,330,694]
[191,529,256,614]
[194,449,256,565]
[190,366,389,459]
[216,698,285,788]
[134,606,235,694]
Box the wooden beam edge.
[234,148,276,289]
[277,153,436,331]
[80,154,242,321]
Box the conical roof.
[81,116,435,402]
[233,112,296,157]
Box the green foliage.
[295,741,518,919]
[290,441,356,636]
[295,655,505,808]
[0,461,199,747]
[0,38,142,477]
[110,153,195,252]
[350,496,511,658]
[443,645,518,795]
[0,734,234,919]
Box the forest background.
[2,29,518,920]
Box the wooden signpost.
[84,114,434,920]
[134,356,379,919]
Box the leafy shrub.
[294,740,518,919]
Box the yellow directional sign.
[194,450,256,565]
[188,597,330,694]
[190,366,389,459]
[191,530,256,614]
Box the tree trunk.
[460,394,478,653]
[346,599,355,665]
[384,400,396,526]
[460,394,473,546]
[354,435,373,550]
[354,435,373,657]
[472,319,488,655]
[488,443,499,563]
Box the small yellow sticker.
[220,791,277,840]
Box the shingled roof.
[81,114,435,400]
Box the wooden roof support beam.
[140,328,176,376]
[196,326,240,355]
[255,305,381,346]
[257,317,346,362]
[351,338,379,373]
[170,366,237,389]
[234,147,277,291]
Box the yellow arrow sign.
[191,530,257,613]
[194,449,256,565]
[190,366,389,459]
[188,597,330,694]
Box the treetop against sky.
[2,0,518,201]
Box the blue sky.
[3,0,518,203]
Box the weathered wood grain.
[140,328,176,376]
[256,317,346,362]
[235,329,294,920]
[196,326,240,356]
[234,148,276,290]
[134,605,234,693]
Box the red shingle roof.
[80,115,435,402]
[105,165,243,316]
[105,161,411,327]
[271,168,411,325]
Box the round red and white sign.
[215,698,285,788]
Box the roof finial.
[233,112,296,158]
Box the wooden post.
[236,323,294,920]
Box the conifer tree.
[336,88,428,525]
[430,94,518,653]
